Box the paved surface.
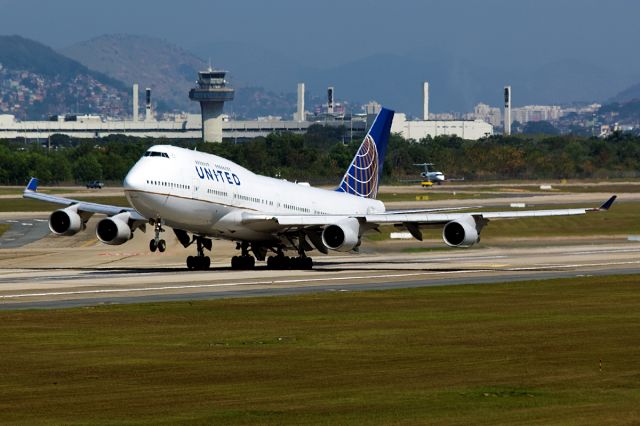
[0,218,50,248]
[1,239,638,310]
[0,187,638,310]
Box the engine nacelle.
[49,207,83,236]
[443,216,480,248]
[96,213,133,245]
[321,218,361,252]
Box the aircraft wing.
[241,196,616,232]
[22,178,146,221]
[382,206,484,214]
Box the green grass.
[376,185,640,203]
[485,201,640,238]
[381,183,640,195]
[0,196,130,212]
[0,224,9,237]
[377,191,487,202]
[1,275,640,424]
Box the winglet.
[598,195,617,211]
[25,177,39,192]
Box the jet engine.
[321,218,360,252]
[96,212,133,245]
[49,207,83,236]
[442,215,480,248]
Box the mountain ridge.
[0,35,129,119]
[62,34,207,113]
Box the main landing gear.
[187,237,212,271]
[231,242,256,270]
[266,254,313,270]
[230,241,313,270]
[267,253,313,269]
[266,240,313,270]
[149,220,166,253]
[170,228,212,271]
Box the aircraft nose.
[123,165,143,191]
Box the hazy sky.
[1,0,639,72]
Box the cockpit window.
[144,151,169,158]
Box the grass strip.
[0,275,640,424]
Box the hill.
[62,34,206,113]
[0,35,129,120]
[611,81,640,104]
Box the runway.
[1,187,638,310]
[1,241,639,310]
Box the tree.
[522,121,560,135]
[73,154,103,182]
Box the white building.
[391,113,493,141]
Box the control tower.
[189,68,234,142]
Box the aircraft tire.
[158,239,166,253]
[149,239,157,252]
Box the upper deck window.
[144,151,169,158]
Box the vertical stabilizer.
[336,107,394,199]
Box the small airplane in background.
[414,163,446,186]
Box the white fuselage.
[123,145,386,241]
[421,171,445,183]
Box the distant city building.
[512,105,563,123]
[599,123,633,138]
[0,64,127,120]
[465,103,502,127]
[364,101,382,115]
[561,103,601,115]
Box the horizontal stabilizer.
[26,177,39,192]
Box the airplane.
[414,163,446,185]
[23,107,617,271]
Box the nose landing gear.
[149,220,166,253]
